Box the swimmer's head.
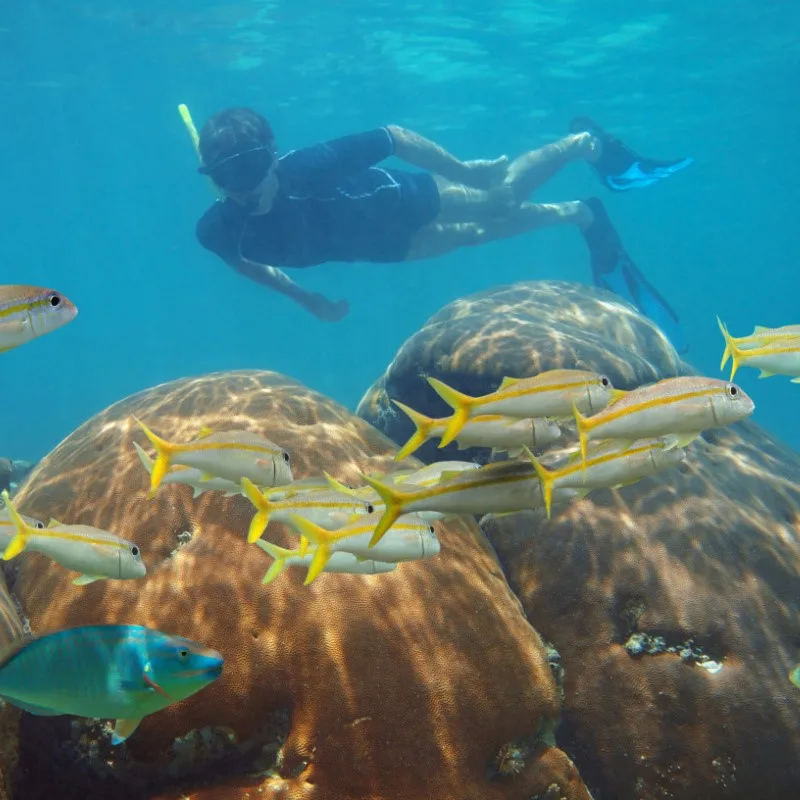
[198,107,279,214]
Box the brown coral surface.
[5,370,590,800]
[358,280,800,799]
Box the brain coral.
[358,279,800,799]
[5,370,591,800]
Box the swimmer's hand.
[458,156,510,189]
[306,294,350,322]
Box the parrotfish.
[391,399,560,460]
[427,369,623,447]
[134,419,293,499]
[572,376,755,464]
[0,285,78,354]
[526,437,686,518]
[255,539,396,584]
[240,477,374,544]
[361,460,580,547]
[0,624,223,744]
[283,512,440,585]
[1,490,146,585]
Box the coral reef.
[6,370,591,800]
[359,280,800,799]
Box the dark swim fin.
[569,117,693,192]
[581,197,688,354]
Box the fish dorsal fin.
[196,426,214,439]
[752,325,767,333]
[499,376,521,389]
[47,518,60,528]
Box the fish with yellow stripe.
[391,399,561,460]
[0,285,77,354]
[717,318,800,382]
[360,459,581,548]
[526,437,687,518]
[717,317,800,371]
[240,477,374,544]
[281,512,440,585]
[427,369,622,448]
[1,490,146,585]
[572,376,754,464]
[134,419,292,499]
[255,539,396,584]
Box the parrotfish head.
[119,543,147,579]
[709,382,755,425]
[147,635,224,701]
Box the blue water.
[2,1,798,462]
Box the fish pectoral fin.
[757,370,775,379]
[111,717,143,746]
[664,433,700,450]
[437,470,465,482]
[0,319,27,336]
[72,574,104,586]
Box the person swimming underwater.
[194,108,693,352]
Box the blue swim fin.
[570,117,693,192]
[582,197,688,354]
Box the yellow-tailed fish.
[526,437,686,518]
[717,317,800,370]
[717,319,800,381]
[0,624,222,745]
[240,477,374,544]
[266,475,347,501]
[573,376,754,464]
[0,508,46,553]
[133,442,242,499]
[392,399,560,460]
[361,460,581,547]
[1,491,146,585]
[283,512,439,585]
[255,539,396,584]
[428,369,623,447]
[0,285,77,354]
[134,419,292,499]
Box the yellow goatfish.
[391,399,561,460]
[0,285,77,354]
[240,477,374,544]
[283,512,439,585]
[1,491,146,585]
[573,376,754,464]
[134,419,293,499]
[718,317,800,370]
[526,438,687,518]
[361,460,582,547]
[717,319,800,381]
[255,540,396,584]
[133,442,242,498]
[428,369,622,448]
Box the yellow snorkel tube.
[178,103,222,199]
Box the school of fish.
[2,281,799,740]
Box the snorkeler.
[193,108,692,352]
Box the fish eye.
[726,384,739,398]
[48,293,62,307]
[35,521,45,529]
[600,376,610,387]
[366,503,374,513]
[130,545,140,557]
[178,648,189,659]
[282,451,290,463]
[429,525,435,534]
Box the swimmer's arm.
[386,125,508,189]
[228,259,349,322]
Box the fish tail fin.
[241,477,274,543]
[285,514,333,585]
[392,400,436,460]
[716,317,743,380]
[254,539,293,584]
[1,490,30,561]
[426,378,473,448]
[133,417,174,499]
[132,441,155,475]
[360,474,405,547]
[521,446,556,519]
[572,402,590,473]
